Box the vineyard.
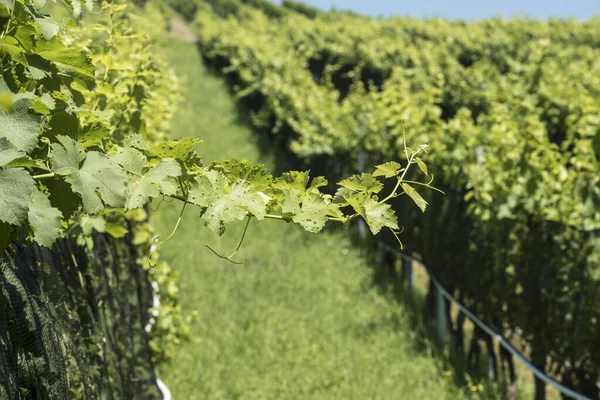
[1,0,599,399]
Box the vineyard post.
[436,286,449,343]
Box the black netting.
[0,231,162,400]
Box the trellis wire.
[379,241,592,400]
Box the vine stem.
[264,214,292,221]
[32,172,56,180]
[205,216,252,265]
[380,151,417,204]
[389,227,404,249]
[264,214,346,223]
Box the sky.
[274,0,599,20]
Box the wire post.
[435,286,449,343]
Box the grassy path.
[153,37,467,400]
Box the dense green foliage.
[193,2,600,397]
[0,0,194,366]
[0,0,430,255]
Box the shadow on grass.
[361,236,518,399]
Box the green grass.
[153,38,470,400]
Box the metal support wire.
[378,241,592,400]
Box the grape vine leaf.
[0,98,41,154]
[27,189,62,247]
[210,159,273,191]
[188,170,227,208]
[51,136,127,213]
[333,187,368,217]
[113,147,146,175]
[35,17,59,41]
[373,161,402,178]
[363,198,399,234]
[79,214,106,235]
[14,24,36,51]
[0,138,24,166]
[3,157,45,169]
[401,183,428,212]
[147,137,200,160]
[35,38,95,89]
[338,173,383,194]
[124,133,149,150]
[189,171,266,234]
[0,168,36,226]
[228,181,267,219]
[307,176,328,192]
[274,171,309,191]
[105,220,128,238]
[28,66,48,81]
[281,188,302,214]
[415,157,428,176]
[292,192,338,233]
[114,148,181,209]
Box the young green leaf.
[79,214,106,235]
[210,159,273,191]
[189,171,266,234]
[307,176,328,192]
[401,183,428,212]
[147,137,201,160]
[363,198,399,235]
[228,181,267,220]
[201,182,266,235]
[273,171,309,191]
[334,187,368,217]
[415,157,428,176]
[292,192,332,233]
[281,188,302,214]
[373,161,402,178]
[338,173,383,194]
[188,169,229,208]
